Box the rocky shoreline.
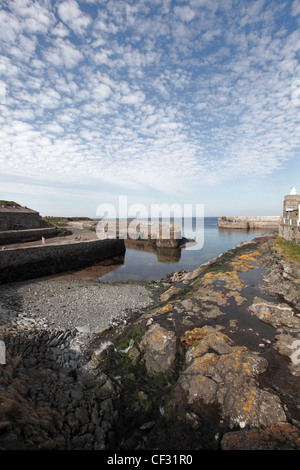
[0,232,300,450]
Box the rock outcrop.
[93,233,300,450]
[1,233,300,450]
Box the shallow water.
[98,218,275,282]
[220,267,277,350]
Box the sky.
[0,0,299,218]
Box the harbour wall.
[0,238,126,284]
[218,216,281,230]
[279,223,300,245]
[0,227,60,245]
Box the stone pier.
[218,216,280,230]
[0,238,126,284]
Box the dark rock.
[139,323,177,374]
[221,423,300,450]
[75,407,89,426]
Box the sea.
[98,217,275,283]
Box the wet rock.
[221,423,300,450]
[179,371,218,405]
[127,346,140,364]
[275,333,300,376]
[198,303,225,319]
[159,286,178,303]
[215,346,268,379]
[75,407,89,426]
[139,323,177,375]
[65,412,80,434]
[217,375,286,429]
[140,421,156,431]
[177,324,286,430]
[96,379,116,400]
[248,297,300,329]
[261,248,300,309]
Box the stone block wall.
[278,224,300,245]
[0,211,41,231]
[0,227,59,245]
[0,238,125,283]
[218,216,281,230]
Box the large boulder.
[176,327,287,430]
[221,423,300,450]
[139,323,177,375]
[248,297,300,329]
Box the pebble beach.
[0,278,158,332]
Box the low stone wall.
[218,216,281,230]
[0,210,41,231]
[279,223,300,245]
[0,238,126,284]
[0,227,59,245]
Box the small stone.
[140,421,156,431]
[75,407,89,426]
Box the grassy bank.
[0,200,21,207]
[274,237,300,263]
[42,216,69,227]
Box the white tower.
[290,187,298,196]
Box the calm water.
[99,217,275,282]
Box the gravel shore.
[0,275,163,450]
[0,277,160,333]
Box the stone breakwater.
[0,232,300,450]
[0,227,60,246]
[218,216,281,230]
[0,238,125,284]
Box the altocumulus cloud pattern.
[0,0,299,211]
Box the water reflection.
[125,239,182,263]
[98,218,276,282]
[51,218,276,283]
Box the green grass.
[42,216,69,227]
[0,200,21,207]
[274,237,300,263]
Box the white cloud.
[0,9,21,42]
[93,83,112,100]
[0,0,299,210]
[174,5,196,22]
[57,0,92,34]
[51,22,70,37]
[120,91,145,105]
[10,0,55,34]
[291,0,300,16]
[44,38,83,68]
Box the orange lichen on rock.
[161,303,174,312]
[185,353,219,375]
[221,423,300,450]
[217,346,266,377]
[230,251,262,271]
[242,389,257,414]
[201,270,244,291]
